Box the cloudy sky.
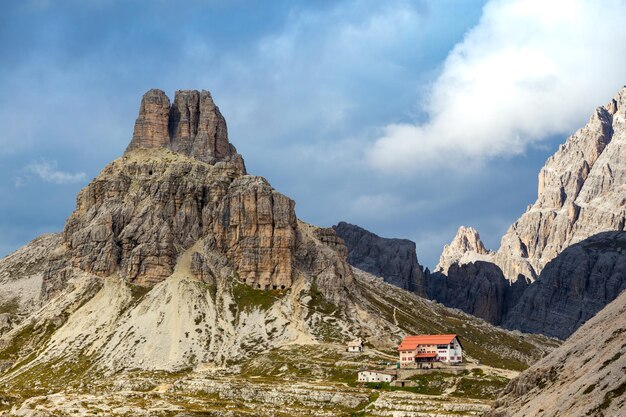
[2,0,626,268]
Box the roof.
[415,353,438,358]
[347,340,363,347]
[398,334,458,351]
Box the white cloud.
[367,0,626,173]
[18,159,86,186]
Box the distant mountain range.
[337,87,626,341]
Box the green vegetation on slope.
[353,275,557,371]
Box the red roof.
[398,334,457,351]
[415,353,437,358]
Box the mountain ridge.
[0,89,558,416]
[440,86,626,281]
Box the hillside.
[487,288,626,417]
[0,89,557,416]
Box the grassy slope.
[352,270,559,371]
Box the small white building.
[347,338,363,352]
[398,334,463,368]
[357,369,396,383]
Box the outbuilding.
[357,369,396,383]
[347,338,363,352]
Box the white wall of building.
[358,371,395,383]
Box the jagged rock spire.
[435,226,493,274]
[126,89,245,171]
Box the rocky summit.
[127,89,245,170]
[65,89,293,290]
[0,89,558,417]
[423,87,626,339]
[438,86,626,282]
[435,226,495,275]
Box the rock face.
[440,87,626,282]
[496,87,626,281]
[502,231,626,339]
[486,288,626,417]
[428,231,626,339]
[128,89,171,150]
[435,226,494,274]
[127,89,245,171]
[333,221,426,294]
[64,89,299,290]
[426,264,528,325]
[212,176,297,290]
[426,87,626,339]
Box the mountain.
[0,89,556,416]
[423,87,626,339]
[437,86,626,282]
[502,231,626,339]
[435,227,495,275]
[332,221,427,294]
[428,231,626,338]
[486,287,626,417]
[427,263,528,326]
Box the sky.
[1,0,626,268]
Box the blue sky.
[1,0,625,268]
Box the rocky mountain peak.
[495,86,626,280]
[126,89,245,172]
[435,226,493,273]
[437,86,626,281]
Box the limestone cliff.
[426,263,528,325]
[439,87,626,282]
[126,89,245,171]
[502,231,626,339]
[333,221,427,294]
[64,89,299,291]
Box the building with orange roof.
[398,334,463,368]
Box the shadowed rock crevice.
[426,263,528,325]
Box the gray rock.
[332,221,426,295]
[428,231,626,339]
[426,263,528,325]
[487,283,626,417]
[502,231,626,339]
[438,86,626,283]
